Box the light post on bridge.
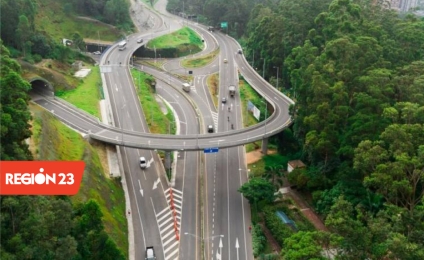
[273,66,279,90]
[184,232,224,260]
[261,99,268,139]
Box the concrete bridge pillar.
[261,138,269,155]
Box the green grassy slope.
[56,65,102,118]
[35,0,121,42]
[30,103,128,257]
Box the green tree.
[325,196,373,259]
[355,124,424,212]
[15,15,33,55]
[282,231,341,260]
[263,165,284,190]
[238,178,275,209]
[0,43,32,160]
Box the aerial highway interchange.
[32,0,294,259]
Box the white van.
[182,83,191,92]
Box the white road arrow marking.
[235,238,240,260]
[147,158,154,168]
[216,251,221,260]
[152,178,160,190]
[138,180,143,197]
[219,237,223,258]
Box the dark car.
[222,97,227,104]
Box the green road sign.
[221,22,228,28]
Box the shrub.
[263,206,294,247]
[33,54,42,63]
[252,224,266,257]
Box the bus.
[118,40,127,51]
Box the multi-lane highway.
[31,0,294,259]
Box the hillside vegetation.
[1,0,124,64]
[34,0,122,42]
[29,103,128,257]
[146,27,204,57]
[212,0,424,258]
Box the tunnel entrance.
[29,78,54,99]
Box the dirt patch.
[246,149,277,164]
[91,141,111,178]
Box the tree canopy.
[0,43,32,160]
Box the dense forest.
[0,196,125,260]
[257,0,424,258]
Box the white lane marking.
[121,149,146,246]
[138,180,143,197]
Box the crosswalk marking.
[156,207,169,216]
[211,111,218,129]
[155,188,183,260]
[159,218,172,229]
[157,211,172,223]
[167,248,179,260]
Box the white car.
[137,38,144,43]
[140,157,147,169]
[93,51,101,55]
[207,125,214,133]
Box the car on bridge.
[207,125,214,133]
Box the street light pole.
[120,104,125,145]
[239,168,251,180]
[274,66,279,90]
[262,58,266,79]
[261,99,268,138]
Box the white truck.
[145,246,156,260]
[229,85,236,97]
[182,82,191,92]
